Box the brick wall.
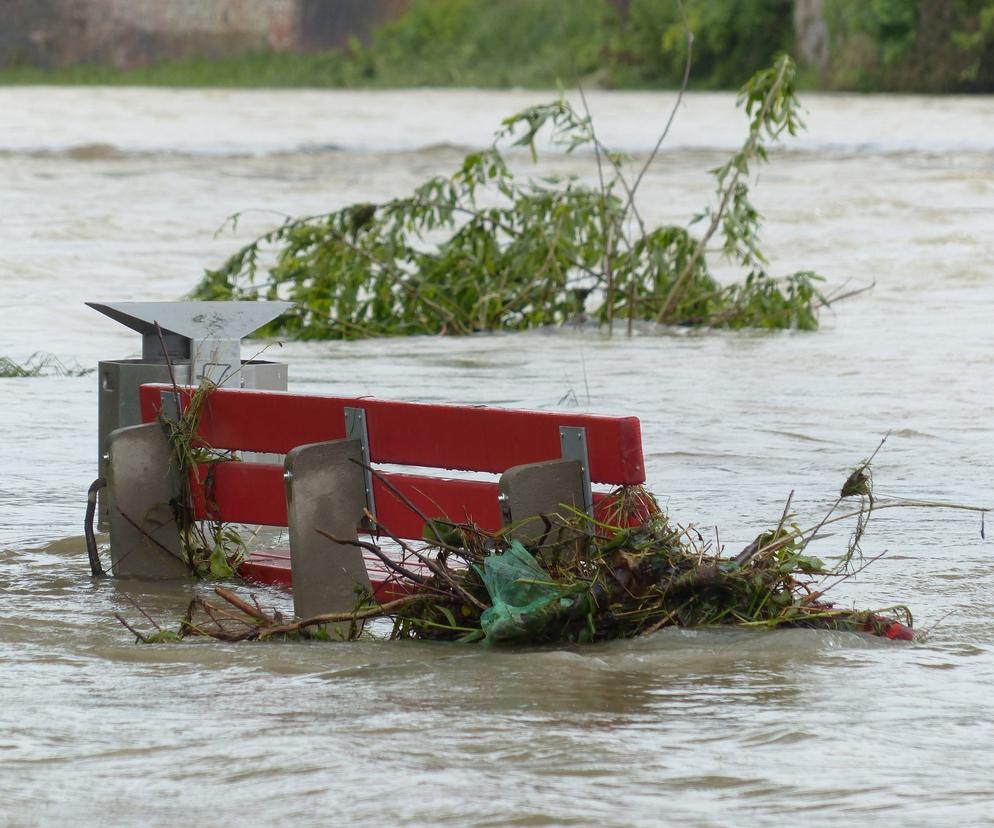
[0,0,409,69]
[298,0,410,51]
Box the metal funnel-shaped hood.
[86,301,293,341]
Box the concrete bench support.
[498,458,585,546]
[284,439,373,630]
[106,422,187,579]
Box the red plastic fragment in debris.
[884,621,915,641]
[860,618,914,641]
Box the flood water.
[1,86,993,826]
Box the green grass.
[6,0,988,93]
[0,51,355,88]
[0,0,793,91]
[0,353,92,378]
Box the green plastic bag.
[477,541,574,644]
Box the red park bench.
[103,383,647,620]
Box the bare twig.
[624,0,694,218]
[917,608,956,639]
[114,613,149,643]
[84,477,107,577]
[355,462,461,553]
[814,279,875,309]
[115,507,190,568]
[214,586,270,622]
[657,55,791,321]
[815,550,888,597]
[361,509,489,612]
[259,595,430,639]
[154,321,180,397]
[121,593,162,631]
[314,527,437,589]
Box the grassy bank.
[0,0,792,91]
[0,51,360,88]
[2,0,992,92]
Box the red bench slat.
[192,461,621,537]
[371,473,502,538]
[140,384,645,485]
[237,552,417,603]
[190,462,503,535]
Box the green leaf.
[436,605,458,628]
[144,630,183,644]
[209,545,235,578]
[792,554,827,574]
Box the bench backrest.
[138,383,645,538]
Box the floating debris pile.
[128,474,920,646]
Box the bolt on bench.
[104,382,646,621]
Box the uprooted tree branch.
[193,54,845,339]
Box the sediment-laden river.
[1,86,993,826]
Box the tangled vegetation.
[193,54,832,339]
[120,455,925,646]
[151,354,247,579]
[0,352,91,378]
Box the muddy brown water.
[1,87,993,826]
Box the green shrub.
[822,0,994,91]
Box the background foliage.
[822,0,994,91]
[6,0,993,92]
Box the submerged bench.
[104,383,646,620]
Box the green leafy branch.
[193,53,832,339]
